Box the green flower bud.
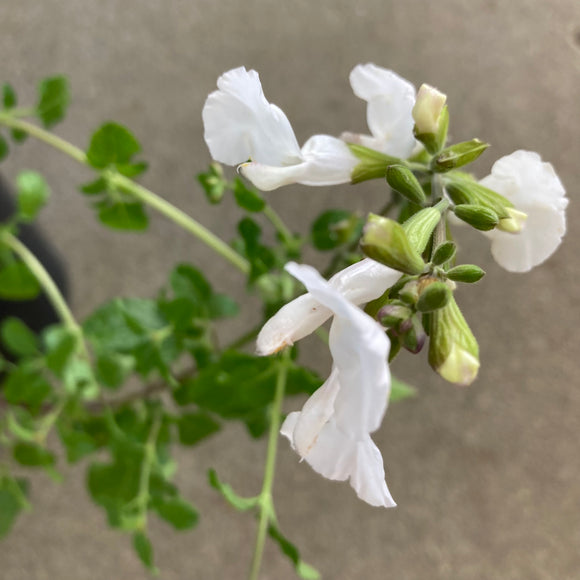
[402,199,449,253]
[401,315,426,354]
[453,204,499,231]
[412,85,448,154]
[361,214,426,275]
[496,208,528,233]
[416,281,451,312]
[428,296,480,386]
[348,144,401,184]
[433,139,490,172]
[398,280,420,305]
[377,303,413,328]
[432,241,457,265]
[446,264,485,283]
[445,174,513,218]
[386,165,427,205]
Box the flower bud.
[428,296,480,386]
[431,241,456,265]
[433,139,490,172]
[361,214,426,275]
[444,175,512,219]
[446,264,485,283]
[386,165,427,205]
[377,303,412,328]
[453,204,499,231]
[401,315,426,354]
[416,281,451,312]
[412,84,447,136]
[496,208,528,233]
[348,144,400,184]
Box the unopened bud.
[453,204,499,231]
[412,84,447,136]
[361,214,426,275]
[401,315,426,354]
[386,165,427,205]
[416,281,451,312]
[432,241,457,265]
[496,208,528,233]
[446,264,485,284]
[434,139,490,172]
[377,303,413,328]
[428,296,480,386]
[348,144,400,184]
[398,280,420,305]
[445,175,512,219]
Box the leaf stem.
[0,114,250,275]
[262,205,295,248]
[248,349,290,580]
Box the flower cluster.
[203,64,568,506]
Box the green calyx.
[348,144,401,184]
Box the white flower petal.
[257,259,400,355]
[239,135,357,191]
[348,63,417,158]
[202,67,301,167]
[480,150,568,272]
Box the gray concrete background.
[1,0,579,578]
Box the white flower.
[480,150,568,273]
[257,258,402,355]
[202,67,357,191]
[342,63,417,159]
[259,261,401,507]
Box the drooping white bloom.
[202,67,357,191]
[257,258,402,355]
[342,63,417,159]
[276,262,396,507]
[480,150,568,273]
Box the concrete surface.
[0,0,579,578]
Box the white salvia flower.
[480,150,568,273]
[257,258,402,355]
[202,67,357,191]
[342,63,417,159]
[275,262,396,507]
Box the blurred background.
[0,0,579,578]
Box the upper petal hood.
[480,150,568,272]
[346,63,417,159]
[239,135,358,191]
[203,67,302,167]
[256,258,400,355]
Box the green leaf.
[95,352,134,389]
[171,263,212,303]
[173,351,321,420]
[37,76,69,128]
[133,531,158,574]
[0,317,38,357]
[236,218,277,281]
[86,122,141,169]
[116,162,148,178]
[177,412,220,446]
[11,129,28,144]
[0,134,9,162]
[390,377,417,402]
[2,83,17,109]
[79,177,108,195]
[13,442,55,467]
[268,523,320,579]
[207,469,258,511]
[233,178,265,212]
[58,423,101,463]
[3,365,52,406]
[208,293,239,318]
[16,171,50,222]
[311,210,362,251]
[0,262,41,300]
[0,477,29,539]
[152,496,199,530]
[197,163,226,204]
[43,326,78,376]
[97,201,149,231]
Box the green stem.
[0,114,250,275]
[249,350,290,580]
[262,205,295,248]
[1,232,80,336]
